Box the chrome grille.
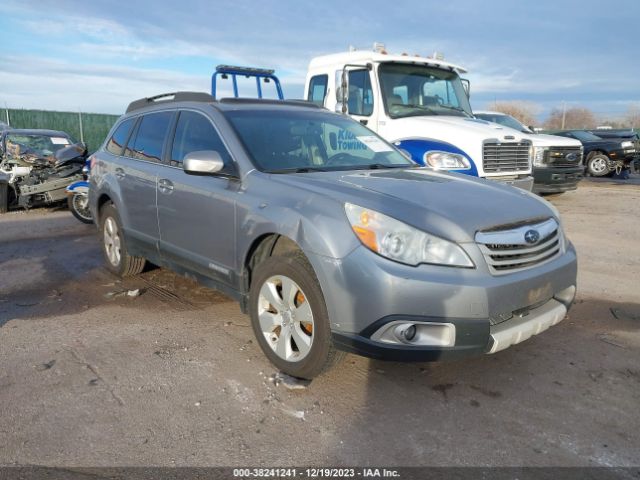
[475,218,562,275]
[544,147,583,167]
[483,141,531,173]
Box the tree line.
[487,102,640,130]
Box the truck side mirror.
[461,79,470,98]
[335,69,349,114]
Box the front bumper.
[532,166,583,194]
[488,174,534,192]
[309,241,577,362]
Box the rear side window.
[307,75,328,106]
[170,111,232,166]
[105,118,134,156]
[125,111,173,162]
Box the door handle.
[115,167,125,179]
[158,178,174,194]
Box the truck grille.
[475,218,562,275]
[544,147,583,167]
[483,141,531,173]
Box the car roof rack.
[126,91,215,113]
[218,98,323,109]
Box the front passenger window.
[171,111,232,168]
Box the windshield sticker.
[356,136,394,153]
[51,137,70,145]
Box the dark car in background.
[551,130,638,177]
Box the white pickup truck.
[304,44,534,190]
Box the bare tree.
[491,101,540,127]
[624,104,640,129]
[544,106,597,130]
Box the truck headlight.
[533,147,548,167]
[621,141,633,149]
[344,203,474,268]
[423,151,470,170]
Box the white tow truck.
[304,44,534,190]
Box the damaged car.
[0,129,87,211]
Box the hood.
[529,134,582,148]
[391,115,529,144]
[270,168,555,243]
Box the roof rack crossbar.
[126,91,215,113]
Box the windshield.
[378,63,472,119]
[225,109,416,173]
[474,113,532,133]
[568,131,601,142]
[4,133,72,159]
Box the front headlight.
[344,203,474,268]
[621,141,634,149]
[533,147,548,167]
[423,151,471,170]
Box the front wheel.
[586,153,611,177]
[249,252,344,379]
[68,193,93,224]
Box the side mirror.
[183,150,224,175]
[335,69,349,113]
[461,78,470,98]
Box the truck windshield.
[225,109,416,173]
[378,63,472,119]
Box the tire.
[99,202,145,277]
[249,251,344,379]
[68,193,93,224]
[586,153,610,177]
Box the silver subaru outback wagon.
[89,91,577,379]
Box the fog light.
[403,324,417,341]
[393,323,418,344]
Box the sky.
[0,0,638,122]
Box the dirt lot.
[0,178,639,468]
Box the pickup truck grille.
[483,141,531,173]
[544,147,583,167]
[475,218,562,275]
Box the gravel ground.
[0,178,638,468]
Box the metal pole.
[4,103,9,126]
[561,101,566,129]
[78,110,84,143]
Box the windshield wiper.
[436,104,471,117]
[268,166,328,174]
[358,163,416,170]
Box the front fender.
[66,181,90,194]
[394,138,478,176]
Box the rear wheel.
[586,153,610,177]
[249,251,344,379]
[100,203,145,276]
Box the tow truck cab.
[305,44,533,190]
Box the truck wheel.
[586,153,610,177]
[249,251,344,379]
[99,203,145,277]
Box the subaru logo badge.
[524,229,540,244]
[566,152,577,162]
